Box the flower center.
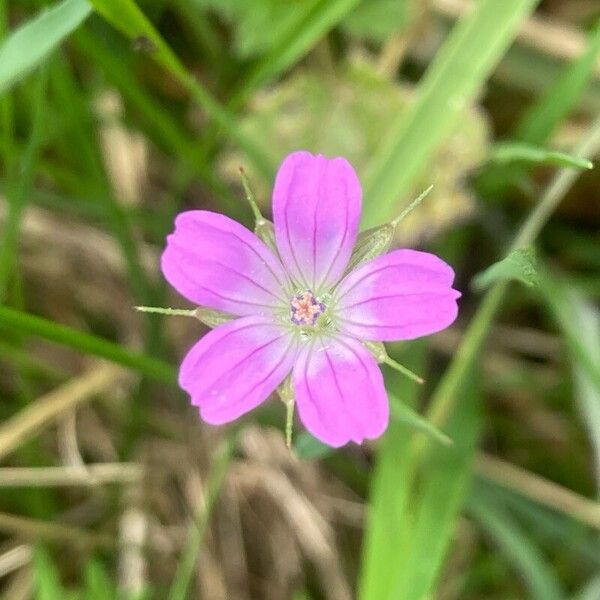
[290,290,326,327]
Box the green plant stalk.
[168,433,236,600]
[0,305,176,384]
[361,0,539,227]
[425,114,600,439]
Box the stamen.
[290,290,326,327]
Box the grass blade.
[490,141,594,170]
[469,492,565,600]
[0,305,176,384]
[88,0,273,178]
[362,0,539,226]
[235,0,361,104]
[515,17,600,144]
[537,274,600,493]
[359,347,425,600]
[0,0,91,95]
[0,67,46,299]
[425,115,600,438]
[33,546,65,600]
[168,434,236,600]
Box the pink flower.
[161,151,460,447]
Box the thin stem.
[384,356,425,385]
[423,114,600,446]
[285,399,295,449]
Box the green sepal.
[345,185,433,273]
[193,306,236,328]
[345,222,396,273]
[240,166,278,253]
[135,305,235,328]
[364,341,425,385]
[276,376,295,448]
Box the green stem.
[423,114,600,447]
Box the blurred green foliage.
[0,0,600,598]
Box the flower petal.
[335,249,461,341]
[273,151,361,292]
[179,316,298,425]
[161,210,290,316]
[293,335,389,447]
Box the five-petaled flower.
[161,151,460,447]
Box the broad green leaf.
[362,0,539,226]
[0,0,91,95]
[490,142,593,170]
[469,492,565,600]
[472,247,539,291]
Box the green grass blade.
[0,0,91,95]
[390,396,452,447]
[0,67,46,300]
[169,434,236,600]
[388,373,480,600]
[425,115,600,437]
[33,546,65,600]
[72,30,243,219]
[537,273,600,492]
[361,0,539,227]
[359,346,425,600]
[490,141,594,170]
[235,0,361,104]
[88,0,273,178]
[0,305,176,384]
[84,559,116,600]
[469,492,565,600]
[515,18,600,144]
